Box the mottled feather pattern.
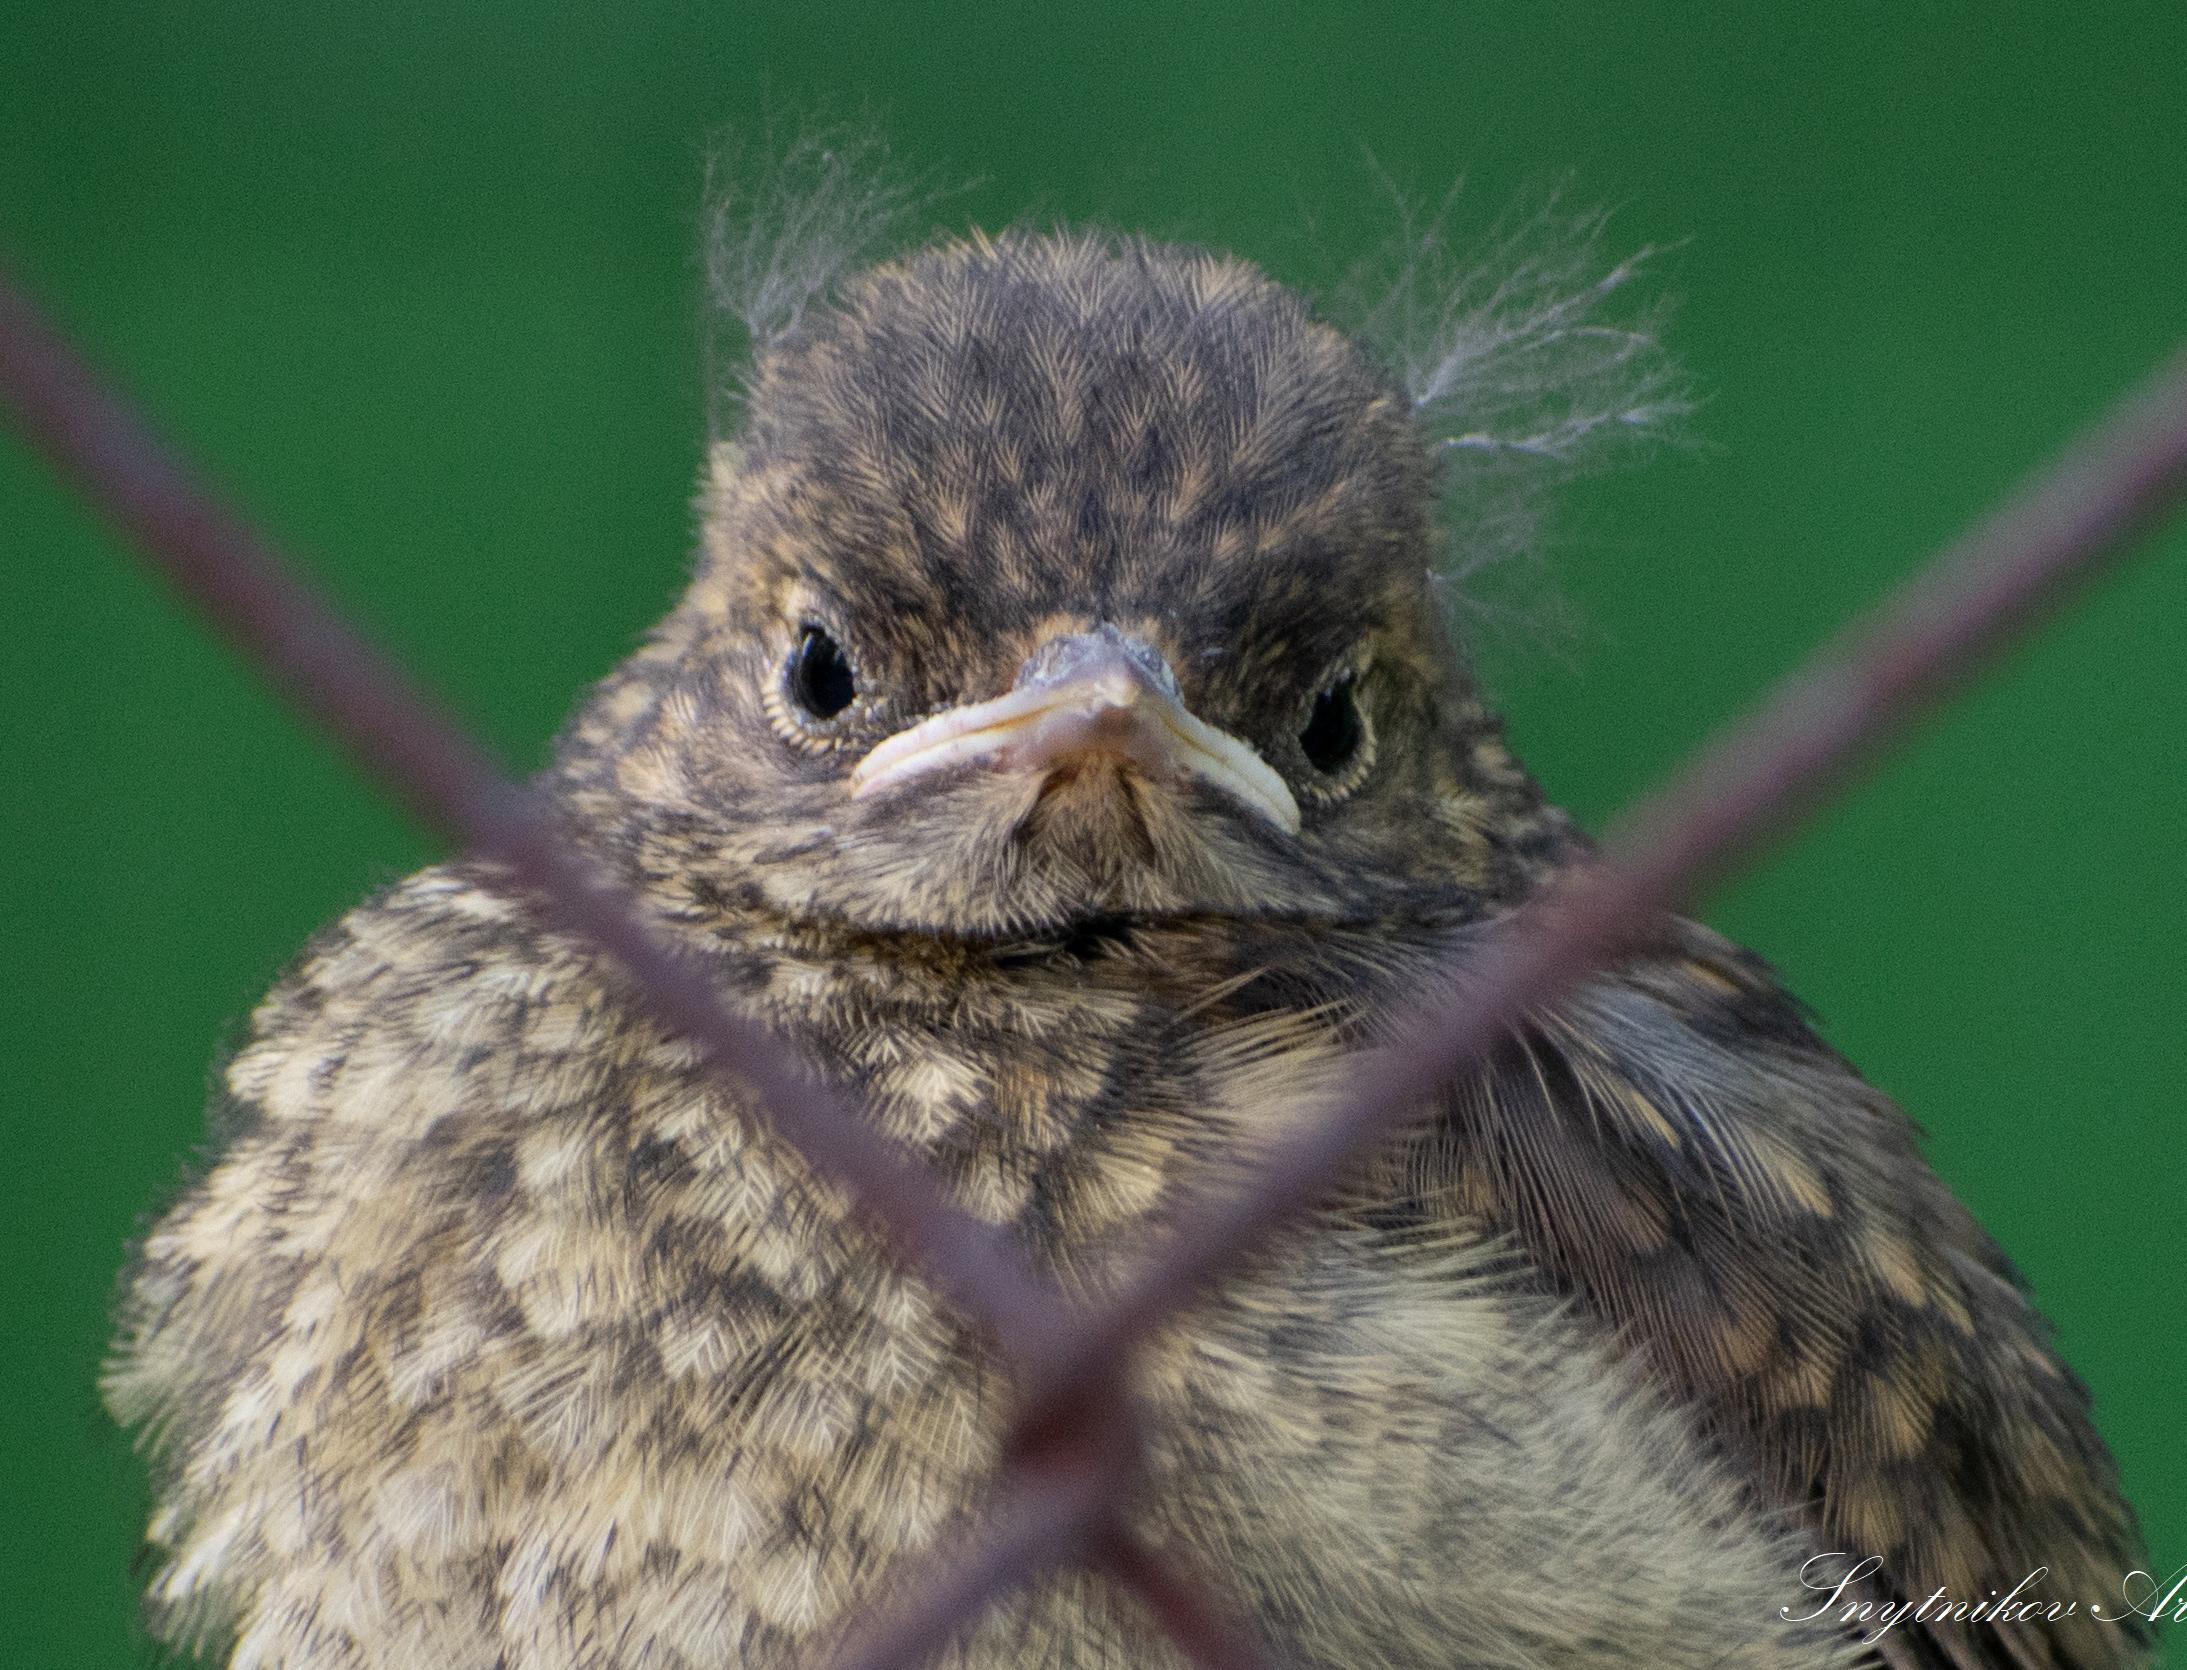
[114,864,1864,1667]
[109,228,2144,1668]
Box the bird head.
[562,231,1558,940]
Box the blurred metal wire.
[4,257,2183,1670]
[0,265,1068,1375]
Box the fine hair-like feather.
[701,125,944,433]
[1336,179,1691,597]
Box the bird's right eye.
[787,625,856,720]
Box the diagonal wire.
[819,1457,1123,1670]
[1013,342,2187,1415]
[0,263,1071,1373]
[1099,1526,1284,1670]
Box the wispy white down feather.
[702,127,939,429]
[1339,182,1691,601]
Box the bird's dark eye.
[1300,674,1365,775]
[788,625,856,720]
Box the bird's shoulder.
[1388,914,2149,1669]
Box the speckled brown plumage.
[109,230,2147,1669]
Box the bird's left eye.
[1300,673,1365,776]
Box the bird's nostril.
[1014,623,1181,699]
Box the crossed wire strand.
[4,263,2184,1670]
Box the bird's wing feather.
[1410,917,2149,1670]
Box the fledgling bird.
[108,201,2148,1670]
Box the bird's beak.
[850,627,1301,834]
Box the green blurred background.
[4,4,2182,1663]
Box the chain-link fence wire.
[5,263,2184,1670]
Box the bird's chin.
[769,764,1289,943]
[1019,758,1162,866]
